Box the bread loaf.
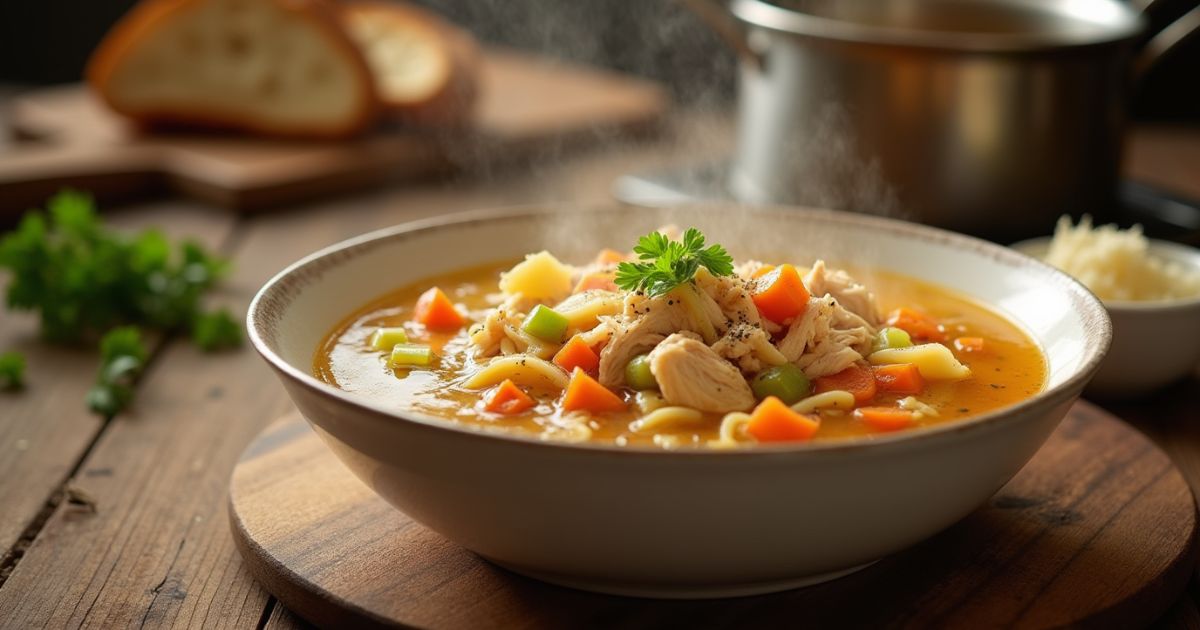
[341,1,479,127]
[87,0,379,139]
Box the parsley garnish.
[0,190,242,414]
[86,327,147,418]
[614,228,734,297]
[0,351,25,390]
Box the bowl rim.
[247,203,1111,457]
[1011,236,1200,311]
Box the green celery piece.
[522,305,568,342]
[369,327,409,351]
[390,343,434,367]
[624,354,657,390]
[873,327,914,353]
[751,364,811,405]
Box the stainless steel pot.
[686,0,1200,239]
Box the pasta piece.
[631,406,703,434]
[463,355,569,390]
[708,412,753,448]
[898,396,940,419]
[553,290,624,331]
[869,343,970,380]
[791,390,856,414]
[635,390,668,414]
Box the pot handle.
[677,0,765,69]
[1130,0,1200,78]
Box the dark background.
[0,0,1195,119]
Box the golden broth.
[315,260,1046,447]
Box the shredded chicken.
[804,260,882,327]
[597,289,726,387]
[648,333,756,413]
[711,323,788,373]
[777,295,876,379]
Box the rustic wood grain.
[0,202,234,559]
[227,403,1196,630]
[0,50,667,215]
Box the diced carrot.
[752,264,811,324]
[872,363,925,395]
[561,367,626,413]
[855,406,917,432]
[954,337,985,353]
[553,335,600,374]
[885,307,946,342]
[414,287,465,331]
[573,271,618,293]
[746,396,820,442]
[594,248,627,266]
[751,264,776,279]
[814,363,878,404]
[483,379,537,415]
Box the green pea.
[625,354,658,390]
[750,364,811,405]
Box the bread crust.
[341,1,479,127]
[87,0,381,139]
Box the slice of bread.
[88,0,380,139]
[341,1,479,127]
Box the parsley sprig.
[614,228,734,297]
[0,190,241,415]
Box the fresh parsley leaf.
[0,351,25,390]
[613,228,735,297]
[192,309,242,351]
[0,190,235,344]
[0,190,241,411]
[87,327,147,418]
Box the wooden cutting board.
[0,50,666,215]
[229,402,1197,629]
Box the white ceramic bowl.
[248,205,1110,598]
[1012,237,1200,399]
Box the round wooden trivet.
[229,402,1197,629]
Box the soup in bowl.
[247,204,1110,598]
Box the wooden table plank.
[0,202,235,562]
[0,125,722,627]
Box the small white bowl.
[1012,238,1200,399]
[248,204,1110,598]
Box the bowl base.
[485,559,877,599]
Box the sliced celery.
[624,354,658,390]
[750,364,811,404]
[521,305,569,342]
[369,327,409,351]
[389,343,434,367]
[873,326,913,352]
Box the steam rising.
[415,0,903,267]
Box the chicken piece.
[776,296,835,362]
[468,303,523,358]
[596,289,726,387]
[777,295,876,379]
[804,260,882,327]
[694,267,761,329]
[711,323,788,373]
[648,333,756,413]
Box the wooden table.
[0,110,1198,628]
